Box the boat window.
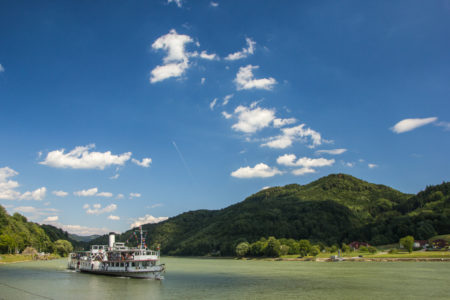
[131,262,135,267]
[120,262,124,267]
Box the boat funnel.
[109,232,115,248]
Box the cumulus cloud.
[210,98,218,110]
[292,167,316,176]
[167,0,182,8]
[210,1,219,7]
[368,163,378,169]
[110,174,120,180]
[391,117,437,133]
[199,51,218,60]
[151,29,193,83]
[277,154,335,168]
[12,206,58,220]
[20,187,46,201]
[129,193,141,199]
[273,118,296,128]
[40,144,131,170]
[43,216,59,222]
[108,215,120,221]
[47,222,110,235]
[52,190,68,197]
[315,148,347,155]
[97,192,113,197]
[231,163,283,178]
[225,38,256,61]
[262,124,323,149]
[130,214,169,228]
[232,104,276,133]
[234,65,277,90]
[201,77,206,84]
[0,167,46,201]
[74,188,98,197]
[116,193,124,199]
[84,203,117,215]
[0,64,4,72]
[132,157,152,168]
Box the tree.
[264,237,281,257]
[298,239,311,257]
[368,246,377,254]
[280,245,290,256]
[341,243,350,253]
[235,242,250,257]
[399,236,414,253]
[309,245,320,257]
[53,239,73,257]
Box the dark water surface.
[0,258,449,299]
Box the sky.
[0,0,449,235]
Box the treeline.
[235,237,378,258]
[0,205,74,256]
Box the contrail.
[172,141,195,182]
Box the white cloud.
[231,163,283,178]
[0,64,4,72]
[74,187,98,197]
[49,223,110,235]
[391,117,437,133]
[97,192,113,197]
[292,167,316,176]
[210,1,219,7]
[43,216,59,222]
[232,104,276,133]
[234,65,277,90]
[130,214,169,228]
[201,77,206,84]
[52,190,68,197]
[0,167,46,201]
[199,50,218,60]
[148,203,163,209]
[132,157,152,168]
[262,124,323,149]
[273,118,296,128]
[12,206,58,220]
[368,163,378,169]
[345,162,355,167]
[222,111,232,119]
[225,38,256,61]
[223,94,233,106]
[129,193,141,199]
[276,154,335,168]
[151,29,193,83]
[40,144,131,170]
[210,98,218,110]
[150,61,189,83]
[84,203,117,215]
[315,148,347,155]
[261,186,271,190]
[20,187,46,201]
[108,215,120,221]
[116,193,124,199]
[167,0,182,8]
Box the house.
[349,241,370,250]
[413,240,428,249]
[431,239,448,249]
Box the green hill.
[90,174,449,256]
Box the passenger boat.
[68,227,165,279]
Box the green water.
[0,258,449,299]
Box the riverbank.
[0,254,60,264]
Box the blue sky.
[0,0,449,235]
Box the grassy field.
[0,253,60,264]
[0,254,34,263]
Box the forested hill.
[0,206,84,254]
[91,174,449,256]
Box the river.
[0,257,449,299]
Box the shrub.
[368,246,377,254]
